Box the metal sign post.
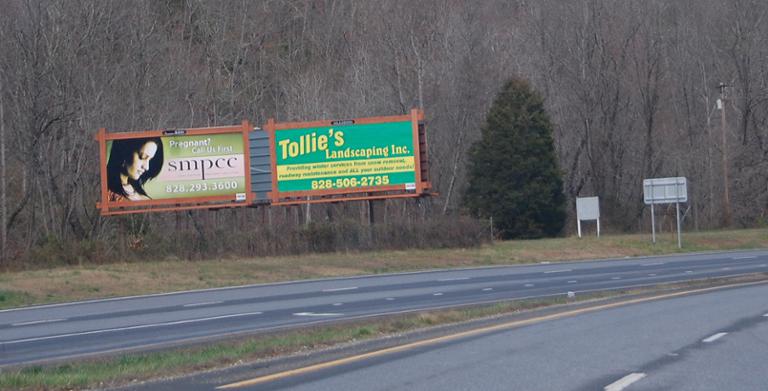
[651,203,656,244]
[643,177,687,248]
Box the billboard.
[267,109,429,204]
[97,122,253,215]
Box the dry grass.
[1,228,766,309]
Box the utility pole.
[718,82,732,227]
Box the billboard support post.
[265,118,278,205]
[241,120,254,205]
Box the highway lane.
[1,249,767,367]
[211,281,768,391]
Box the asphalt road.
[212,281,768,391]
[1,249,767,367]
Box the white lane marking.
[604,373,647,391]
[733,256,757,260]
[567,280,578,284]
[482,288,493,291]
[433,293,443,296]
[702,332,728,343]
[760,264,767,267]
[544,269,572,274]
[438,277,470,282]
[5,311,263,345]
[611,277,622,280]
[722,267,731,271]
[642,262,665,266]
[648,274,657,277]
[685,271,693,273]
[385,298,395,301]
[11,318,66,327]
[524,284,535,287]
[322,287,358,292]
[763,313,768,317]
[182,301,222,308]
[293,312,342,317]
[332,303,343,306]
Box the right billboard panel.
[268,110,427,203]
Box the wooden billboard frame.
[265,109,431,206]
[95,121,254,216]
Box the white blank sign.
[576,197,600,221]
[643,177,687,205]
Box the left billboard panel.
[97,123,252,215]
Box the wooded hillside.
[1,0,766,265]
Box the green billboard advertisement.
[275,121,416,193]
[105,133,246,202]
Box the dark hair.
[106,137,164,199]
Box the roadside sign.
[96,122,253,215]
[266,109,430,205]
[576,196,600,238]
[643,177,687,204]
[642,177,687,248]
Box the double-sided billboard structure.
[96,110,431,215]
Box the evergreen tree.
[464,78,566,239]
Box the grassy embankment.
[1,229,766,310]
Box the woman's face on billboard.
[125,141,158,181]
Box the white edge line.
[4,311,263,345]
[437,277,470,282]
[702,332,728,343]
[322,287,358,293]
[293,312,343,317]
[733,256,757,259]
[11,318,67,327]
[182,301,222,307]
[544,269,572,274]
[3,250,764,313]
[604,373,646,391]
[482,288,493,291]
